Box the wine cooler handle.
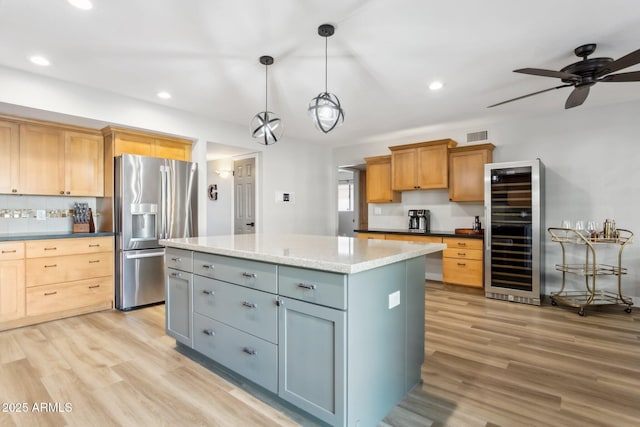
[484,205,490,251]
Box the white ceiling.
[1,0,639,146]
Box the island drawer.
[279,266,347,310]
[193,312,277,393]
[194,276,278,344]
[26,236,113,258]
[26,276,113,316]
[0,241,25,260]
[166,248,193,272]
[193,253,277,293]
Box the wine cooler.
[484,159,544,305]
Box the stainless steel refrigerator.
[484,159,544,305]
[115,154,197,310]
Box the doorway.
[337,165,367,236]
[234,157,256,234]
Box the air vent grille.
[485,291,541,306]
[466,130,488,143]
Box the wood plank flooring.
[1,282,638,427]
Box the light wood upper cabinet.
[19,124,66,195]
[0,120,19,194]
[364,155,401,203]
[389,139,457,191]
[448,143,495,202]
[102,126,192,161]
[65,132,104,197]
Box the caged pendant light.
[308,24,344,133]
[251,55,283,145]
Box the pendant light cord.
[264,62,268,112]
[324,36,328,93]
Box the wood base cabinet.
[442,237,483,287]
[0,242,25,322]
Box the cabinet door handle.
[242,272,257,278]
[171,272,182,278]
[242,301,257,309]
[1,249,17,253]
[44,247,57,251]
[202,290,214,295]
[44,291,58,296]
[457,262,466,267]
[171,257,182,262]
[89,260,100,264]
[203,329,215,336]
[44,264,57,268]
[89,244,100,247]
[201,264,214,270]
[88,284,100,289]
[242,347,256,356]
[298,283,317,290]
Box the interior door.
[234,158,256,234]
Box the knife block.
[73,223,90,233]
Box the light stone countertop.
[160,234,446,274]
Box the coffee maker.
[408,209,430,233]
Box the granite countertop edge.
[0,232,115,241]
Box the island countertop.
[160,233,445,274]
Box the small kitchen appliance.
[417,209,430,233]
[408,210,419,231]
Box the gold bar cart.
[547,227,634,316]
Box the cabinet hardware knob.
[12,189,17,193]
[1,250,17,253]
[242,301,257,309]
[88,285,100,289]
[276,299,284,307]
[242,347,257,356]
[202,264,213,269]
[44,264,57,268]
[44,291,57,296]
[66,191,70,195]
[242,272,257,278]
[298,283,317,290]
[203,329,215,336]
[457,263,466,267]
[59,191,65,195]
[44,247,57,251]
[88,260,100,264]
[171,272,182,278]
[202,290,214,295]
[171,257,181,262]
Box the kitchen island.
[160,234,444,426]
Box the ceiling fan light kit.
[251,55,283,145]
[489,43,640,109]
[308,23,345,134]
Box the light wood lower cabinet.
[0,236,114,331]
[356,232,386,240]
[0,242,25,322]
[442,237,483,287]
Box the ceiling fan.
[488,44,640,109]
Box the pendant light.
[308,24,345,133]
[251,55,283,145]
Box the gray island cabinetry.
[161,234,445,427]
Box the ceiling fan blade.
[487,84,572,108]
[599,70,640,82]
[514,68,581,81]
[565,85,590,109]
[596,48,640,77]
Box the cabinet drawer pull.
[202,290,214,295]
[171,272,182,278]
[88,260,100,264]
[457,242,467,247]
[44,291,58,296]
[89,244,100,247]
[242,272,257,278]
[44,264,57,268]
[457,262,466,267]
[203,329,215,336]
[242,347,256,356]
[242,301,257,309]
[457,252,466,256]
[88,284,100,289]
[1,249,17,253]
[171,257,182,262]
[44,247,57,251]
[201,264,213,270]
[298,283,317,290]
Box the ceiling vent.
[466,130,488,143]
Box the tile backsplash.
[0,195,96,234]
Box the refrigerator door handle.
[160,165,167,240]
[125,250,165,259]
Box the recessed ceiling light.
[157,91,172,99]
[29,55,50,66]
[67,0,93,10]
[429,81,444,91]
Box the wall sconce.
[216,169,233,178]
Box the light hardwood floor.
[1,282,638,427]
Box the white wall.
[333,99,640,301]
[0,66,335,237]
